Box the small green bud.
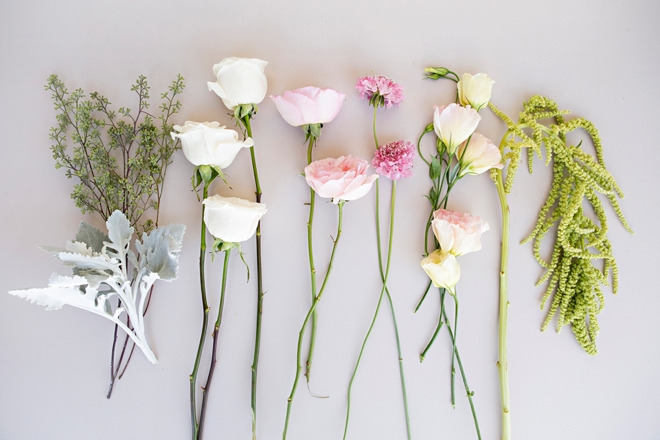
[425,122,435,133]
[424,67,450,80]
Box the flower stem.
[283,202,344,440]
[190,182,211,440]
[372,106,379,147]
[419,288,446,362]
[495,161,511,440]
[198,250,230,440]
[304,136,319,388]
[449,291,459,409]
[344,181,411,440]
[242,114,264,439]
[441,304,482,440]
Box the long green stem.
[495,159,511,440]
[190,183,210,440]
[419,288,446,361]
[198,250,230,440]
[304,137,319,387]
[283,202,344,440]
[344,181,411,439]
[242,115,264,440]
[449,291,459,408]
[442,304,482,440]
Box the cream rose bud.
[207,57,268,110]
[458,73,495,111]
[171,121,253,168]
[433,103,481,156]
[270,87,346,127]
[432,209,490,256]
[203,195,267,243]
[421,250,461,293]
[305,155,378,204]
[457,133,503,177]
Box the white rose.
[170,121,253,168]
[203,195,267,243]
[207,57,268,110]
[421,250,461,294]
[458,73,495,111]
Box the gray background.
[1,0,658,439]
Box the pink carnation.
[355,75,404,108]
[372,140,415,180]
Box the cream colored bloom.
[203,195,267,243]
[207,57,268,110]
[432,209,490,256]
[171,121,253,168]
[421,250,460,293]
[458,73,495,110]
[457,133,503,177]
[433,104,481,156]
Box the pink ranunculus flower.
[421,250,461,294]
[355,75,404,108]
[270,87,346,127]
[433,103,481,156]
[305,155,378,204]
[457,132,503,177]
[431,209,490,256]
[372,140,415,180]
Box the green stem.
[344,181,411,440]
[372,105,379,148]
[442,304,482,440]
[419,288,446,361]
[495,160,511,440]
[283,202,344,440]
[414,280,433,313]
[190,183,210,440]
[198,250,230,440]
[449,291,458,408]
[305,137,319,387]
[242,115,264,440]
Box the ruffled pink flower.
[270,86,346,127]
[431,209,489,256]
[305,155,378,204]
[372,140,415,180]
[355,75,404,108]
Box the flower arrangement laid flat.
[7,58,632,440]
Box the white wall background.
[0,0,658,439]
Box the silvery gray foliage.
[9,210,185,364]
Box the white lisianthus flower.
[203,195,267,243]
[433,104,481,156]
[207,57,268,110]
[458,73,495,111]
[171,121,253,168]
[457,133,504,177]
[421,250,461,294]
[431,209,490,256]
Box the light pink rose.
[433,103,481,155]
[421,250,461,294]
[431,209,490,256]
[457,132,503,177]
[304,155,378,204]
[270,87,346,127]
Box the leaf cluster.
[490,96,632,355]
[45,74,185,233]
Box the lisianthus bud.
[458,73,495,111]
[424,67,450,80]
[457,133,503,177]
[433,104,481,156]
[421,250,460,293]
